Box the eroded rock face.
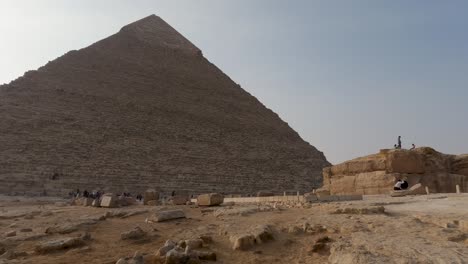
[320,147,468,195]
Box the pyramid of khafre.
[0,15,330,196]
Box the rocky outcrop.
[0,15,329,197]
[320,147,468,195]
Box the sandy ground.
[1,194,468,264]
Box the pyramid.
[0,15,330,196]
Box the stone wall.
[320,147,468,195]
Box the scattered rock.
[185,239,203,249]
[0,250,28,260]
[5,231,16,237]
[288,226,303,235]
[166,247,190,264]
[19,228,32,233]
[171,196,189,205]
[157,240,176,257]
[252,225,274,243]
[121,226,146,240]
[150,209,186,222]
[35,237,85,254]
[333,206,385,215]
[199,235,213,244]
[230,234,256,250]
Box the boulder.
[5,231,16,237]
[171,196,189,205]
[35,237,85,254]
[230,234,256,250]
[143,189,159,205]
[315,188,330,198]
[120,226,146,240]
[185,239,203,249]
[197,193,224,206]
[165,248,190,264]
[252,225,274,243]
[157,240,176,257]
[151,209,186,222]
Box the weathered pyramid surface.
[0,15,330,196]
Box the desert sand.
[1,194,468,264]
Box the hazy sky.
[1,1,468,163]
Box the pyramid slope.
[0,15,329,196]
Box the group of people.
[70,189,145,200]
[70,189,103,199]
[393,136,416,150]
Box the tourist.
[397,136,402,149]
[394,144,398,149]
[411,144,416,150]
[171,191,175,197]
[394,179,404,190]
[401,179,409,190]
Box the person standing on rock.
[397,136,402,149]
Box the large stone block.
[144,189,159,205]
[171,195,188,205]
[100,194,118,208]
[386,150,425,174]
[197,193,224,206]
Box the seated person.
[401,180,409,190]
[394,179,404,190]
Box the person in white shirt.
[394,179,404,190]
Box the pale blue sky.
[1,1,467,163]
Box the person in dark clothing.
[401,180,409,190]
[171,191,175,197]
[397,136,402,149]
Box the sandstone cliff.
[0,15,330,196]
[320,147,468,195]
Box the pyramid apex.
[119,15,201,55]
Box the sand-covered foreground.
[1,194,468,264]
